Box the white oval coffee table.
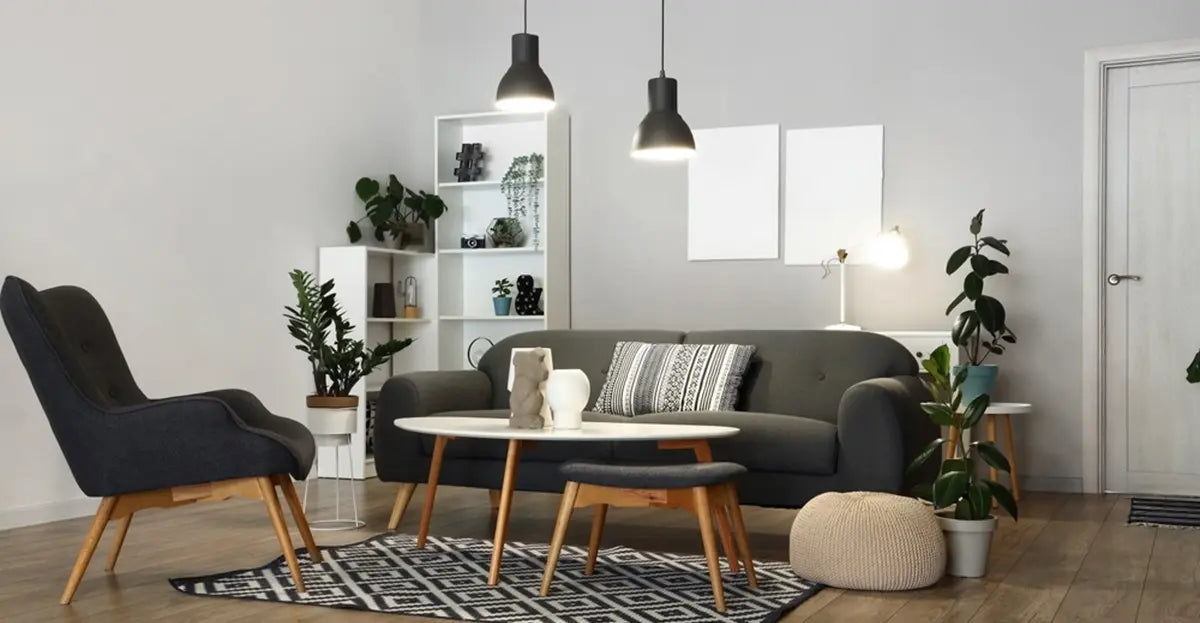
[393,415,740,585]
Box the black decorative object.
[631,0,695,161]
[371,283,396,318]
[461,234,486,249]
[514,274,543,316]
[454,143,485,182]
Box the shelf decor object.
[401,275,420,318]
[501,153,545,248]
[820,227,910,331]
[495,0,555,113]
[632,0,695,161]
[545,368,589,430]
[454,143,485,181]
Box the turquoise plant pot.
[954,364,998,407]
[493,296,512,316]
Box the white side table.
[303,407,365,530]
[947,402,1030,501]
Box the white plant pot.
[545,369,590,430]
[306,406,358,439]
[938,514,996,578]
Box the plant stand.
[304,407,366,531]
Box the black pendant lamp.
[631,0,695,161]
[495,0,555,112]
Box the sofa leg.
[61,496,116,604]
[387,483,417,530]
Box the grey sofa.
[375,329,936,509]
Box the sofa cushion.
[476,330,686,409]
[611,411,837,475]
[684,330,918,424]
[592,341,756,416]
[414,410,625,462]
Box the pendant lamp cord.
[659,0,666,77]
[523,0,528,33]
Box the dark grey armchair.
[0,276,319,604]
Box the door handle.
[1107,273,1142,286]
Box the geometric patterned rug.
[170,533,822,622]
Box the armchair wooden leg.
[61,496,117,605]
[257,477,306,593]
[104,513,132,572]
[540,481,580,597]
[386,483,417,531]
[693,486,726,613]
[275,475,322,565]
[585,504,608,576]
[724,485,757,589]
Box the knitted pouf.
[789,491,945,590]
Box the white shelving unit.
[316,245,438,479]
[434,110,571,370]
[313,109,571,479]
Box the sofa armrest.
[373,370,493,480]
[835,375,936,493]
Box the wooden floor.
[0,481,1196,622]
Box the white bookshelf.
[316,246,438,479]
[434,109,571,370]
[313,109,571,478]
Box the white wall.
[402,0,1200,492]
[0,0,422,528]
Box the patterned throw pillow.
[592,341,757,416]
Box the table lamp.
[821,226,910,330]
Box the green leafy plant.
[492,278,513,298]
[487,217,525,248]
[285,269,414,396]
[909,344,1019,521]
[945,209,1017,365]
[347,175,447,243]
[1189,350,1200,383]
[501,153,545,247]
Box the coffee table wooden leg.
[489,438,523,586]
[416,436,448,548]
[986,415,998,483]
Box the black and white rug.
[170,533,821,622]
[1129,495,1200,528]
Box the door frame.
[1081,38,1200,494]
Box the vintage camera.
[461,235,486,249]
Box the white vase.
[937,514,996,578]
[546,369,590,430]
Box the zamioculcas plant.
[910,345,1018,522]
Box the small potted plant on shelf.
[910,344,1018,578]
[944,209,1017,405]
[501,153,545,248]
[347,175,447,252]
[492,278,514,316]
[285,269,414,423]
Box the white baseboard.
[0,496,96,531]
[1021,475,1084,493]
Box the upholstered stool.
[789,492,945,591]
[541,461,756,613]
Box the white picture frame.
[687,124,780,261]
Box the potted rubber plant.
[944,209,1017,405]
[911,344,1018,578]
[285,269,414,413]
[492,278,513,316]
[347,175,447,252]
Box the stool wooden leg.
[723,485,757,589]
[946,426,960,459]
[686,440,739,573]
[540,481,580,597]
[693,486,726,613]
[986,414,998,483]
[1000,413,1021,501]
[585,504,608,575]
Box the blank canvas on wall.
[687,124,780,261]
[783,125,883,265]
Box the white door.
[1104,60,1200,494]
